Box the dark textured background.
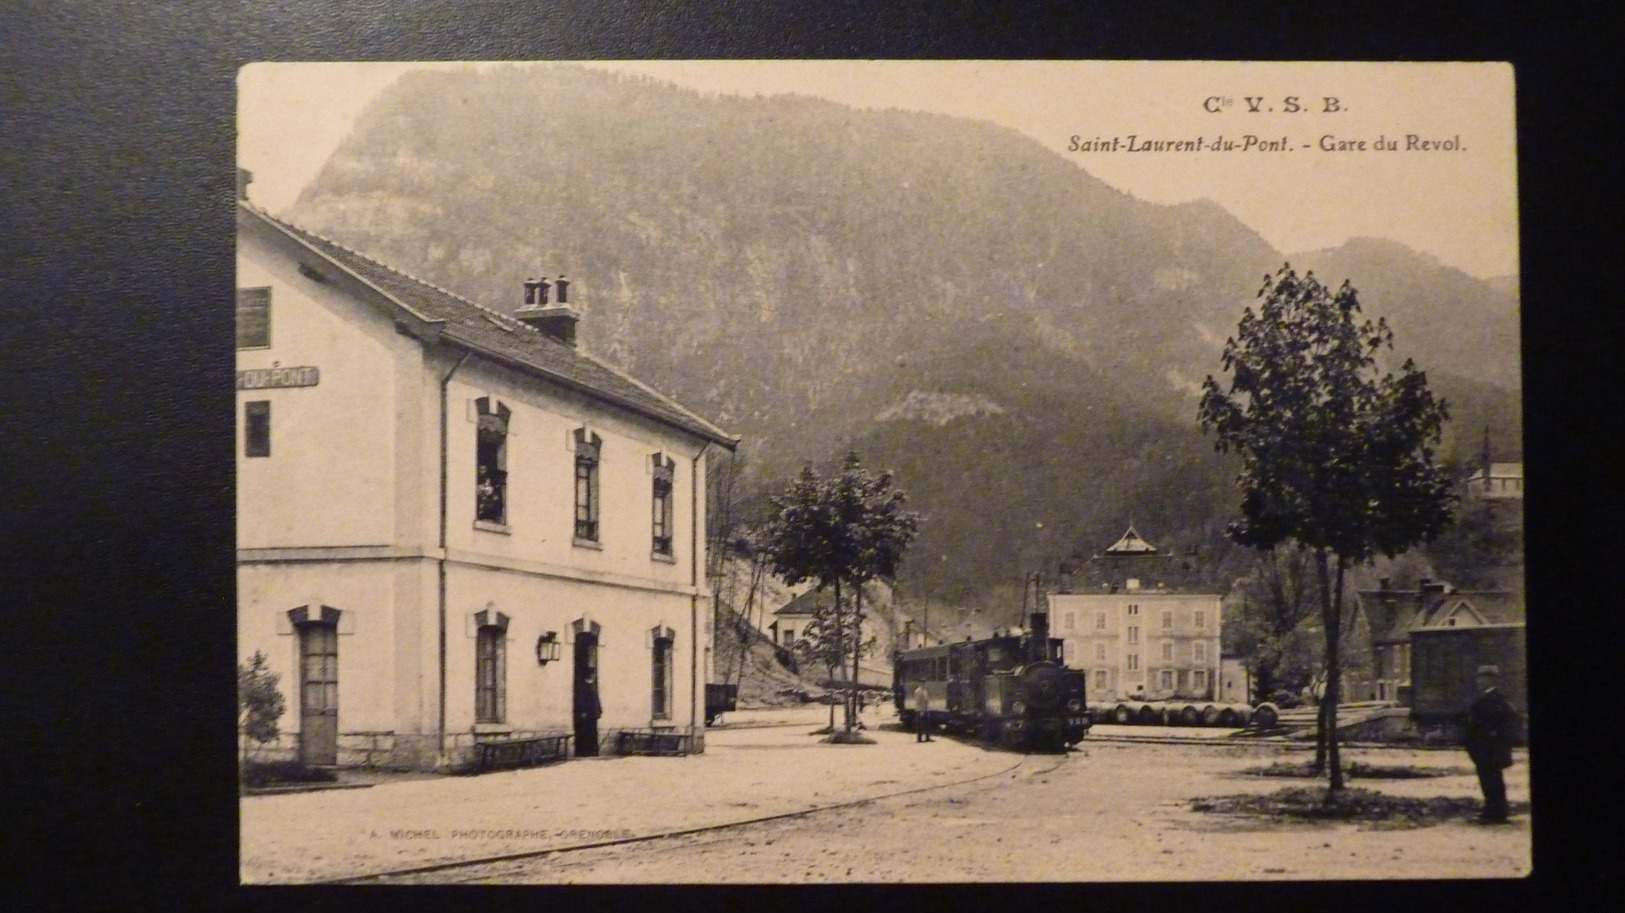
[0,1,1611,908]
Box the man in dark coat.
[1464,664,1517,824]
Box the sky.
[239,60,1518,280]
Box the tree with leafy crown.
[1199,265,1454,791]
[762,452,920,737]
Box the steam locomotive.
[893,612,1090,751]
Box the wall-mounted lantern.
[536,631,561,665]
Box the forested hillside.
[287,65,1522,606]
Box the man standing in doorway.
[912,683,932,742]
[1465,664,1517,824]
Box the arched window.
[650,453,676,557]
[474,609,509,723]
[573,429,602,542]
[475,398,511,525]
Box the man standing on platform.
[912,683,933,742]
[1465,664,1517,824]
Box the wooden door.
[298,622,339,766]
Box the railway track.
[324,750,1068,885]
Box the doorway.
[573,632,600,757]
[297,621,339,766]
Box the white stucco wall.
[236,236,407,549]
[1051,591,1223,701]
[237,208,721,768]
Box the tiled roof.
[1424,591,1524,627]
[1356,587,1525,642]
[242,203,738,449]
[1102,524,1159,556]
[774,590,824,617]
[774,583,887,616]
[1355,589,1437,644]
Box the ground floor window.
[1094,669,1107,691]
[651,629,675,720]
[475,610,509,723]
[1160,669,1174,690]
[1192,669,1208,693]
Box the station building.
[236,178,737,771]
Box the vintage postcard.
[236,60,1524,883]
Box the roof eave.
[438,327,740,449]
[242,202,740,450]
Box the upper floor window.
[573,429,602,542]
[1127,603,1139,616]
[1127,625,1140,645]
[1095,642,1106,662]
[651,454,675,557]
[1194,610,1206,628]
[475,398,510,525]
[1161,641,1174,662]
[474,609,509,724]
[1161,610,1173,630]
[1064,612,1075,631]
[1194,642,1208,663]
[244,401,271,457]
[1127,653,1140,672]
[1095,612,1107,630]
[236,287,271,349]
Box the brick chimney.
[237,167,253,202]
[1057,559,1076,595]
[1417,577,1446,620]
[514,275,580,346]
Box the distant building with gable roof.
[1353,577,1525,704]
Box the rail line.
[324,750,1066,885]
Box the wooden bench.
[474,734,573,771]
[615,730,691,757]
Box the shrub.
[239,652,287,744]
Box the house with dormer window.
[1355,578,1524,704]
[1048,526,1223,701]
[235,173,738,771]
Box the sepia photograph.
[234,60,1526,884]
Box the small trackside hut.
[893,612,1090,751]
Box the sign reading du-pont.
[236,366,320,390]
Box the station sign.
[236,366,320,390]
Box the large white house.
[1048,527,1223,701]
[236,179,737,771]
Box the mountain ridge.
[286,65,1521,604]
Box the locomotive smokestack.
[1029,611,1050,663]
